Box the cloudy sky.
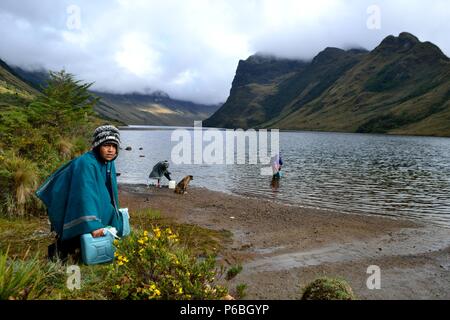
[1,0,449,104]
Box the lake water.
[116,127,450,227]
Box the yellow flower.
[115,285,121,289]
[154,289,161,296]
[138,239,144,245]
[117,255,128,262]
[113,239,119,246]
[118,261,124,266]
[153,227,161,238]
[177,287,183,295]
[143,230,148,237]
[114,252,119,257]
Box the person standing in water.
[270,153,283,191]
[271,153,283,178]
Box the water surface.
[116,127,450,227]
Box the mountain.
[0,59,38,109]
[204,32,450,137]
[94,91,221,126]
[9,66,49,91]
[9,66,221,126]
[204,54,309,128]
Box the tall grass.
[0,249,64,300]
[70,136,90,157]
[56,138,73,160]
[0,154,38,217]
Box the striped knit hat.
[92,125,121,149]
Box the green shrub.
[226,264,243,280]
[0,69,105,217]
[301,277,356,300]
[236,283,247,299]
[0,249,64,300]
[107,228,228,300]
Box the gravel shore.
[119,183,450,300]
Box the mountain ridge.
[6,64,220,126]
[204,32,450,137]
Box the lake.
[116,126,450,227]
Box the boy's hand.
[91,228,105,237]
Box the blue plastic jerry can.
[80,232,115,265]
[119,208,131,237]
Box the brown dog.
[174,175,193,194]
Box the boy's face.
[99,143,117,161]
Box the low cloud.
[0,0,448,104]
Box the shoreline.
[117,125,450,139]
[118,183,450,300]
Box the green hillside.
[11,66,220,126]
[204,32,450,137]
[0,59,39,109]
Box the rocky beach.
[119,184,450,300]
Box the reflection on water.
[116,128,450,227]
[270,176,280,192]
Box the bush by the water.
[226,264,243,280]
[0,70,105,217]
[301,277,355,300]
[107,228,228,300]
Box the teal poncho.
[36,150,123,240]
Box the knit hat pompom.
[92,125,121,149]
